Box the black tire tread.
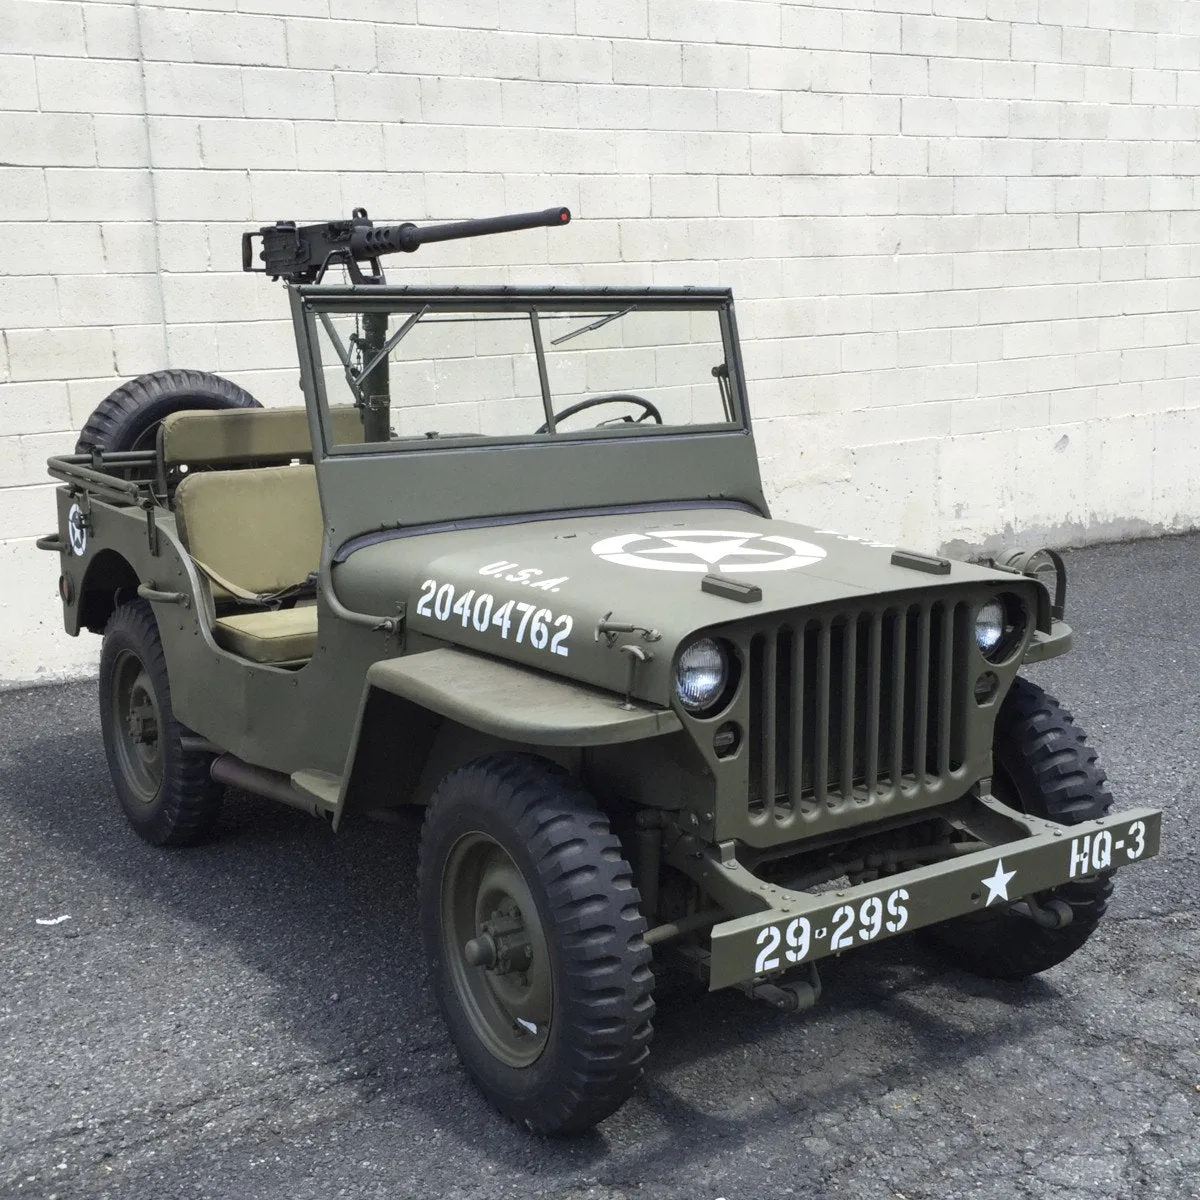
[76,369,260,454]
[99,599,223,846]
[418,754,654,1135]
[921,676,1114,980]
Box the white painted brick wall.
[1,0,1198,683]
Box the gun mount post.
[359,310,391,442]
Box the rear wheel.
[418,754,654,1134]
[920,677,1114,979]
[76,369,260,454]
[99,600,223,845]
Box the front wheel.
[920,677,1114,979]
[418,754,654,1134]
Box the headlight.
[974,599,1005,654]
[974,594,1028,663]
[675,638,729,713]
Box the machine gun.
[242,205,571,285]
[242,205,572,441]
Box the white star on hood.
[640,536,784,566]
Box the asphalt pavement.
[1,533,1198,1200]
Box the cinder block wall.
[2,0,1197,683]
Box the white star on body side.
[980,859,1016,906]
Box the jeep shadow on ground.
[4,721,1070,1188]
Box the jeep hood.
[332,506,1025,706]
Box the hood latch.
[596,613,661,649]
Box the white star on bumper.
[980,859,1017,906]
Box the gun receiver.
[242,205,571,285]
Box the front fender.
[334,647,681,828]
[367,647,680,746]
[1023,618,1072,663]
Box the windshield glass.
[307,300,739,451]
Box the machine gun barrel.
[364,207,571,255]
[243,205,571,285]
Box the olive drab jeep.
[42,207,1162,1135]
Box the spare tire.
[75,369,262,454]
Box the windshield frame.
[294,286,749,458]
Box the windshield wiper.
[549,305,636,347]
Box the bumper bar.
[706,802,1161,991]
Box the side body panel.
[55,488,394,776]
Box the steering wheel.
[536,393,663,434]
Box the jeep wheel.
[921,677,1114,979]
[76,368,261,454]
[418,754,654,1134]
[99,600,223,845]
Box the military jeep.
[42,207,1161,1134]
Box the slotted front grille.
[747,600,968,824]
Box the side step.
[291,768,341,812]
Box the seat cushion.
[213,606,318,664]
[174,465,321,598]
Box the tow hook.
[747,964,822,1013]
[1013,895,1074,929]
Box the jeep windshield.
[298,289,745,454]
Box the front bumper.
[702,798,1161,991]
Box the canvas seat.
[172,463,323,664]
[210,604,318,664]
[159,405,363,469]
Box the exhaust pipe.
[210,753,327,819]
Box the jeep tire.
[418,754,654,1135]
[920,677,1114,979]
[99,600,224,845]
[76,368,261,454]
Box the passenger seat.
[173,465,321,663]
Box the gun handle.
[242,231,261,272]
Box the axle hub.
[127,701,157,744]
[464,905,532,977]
